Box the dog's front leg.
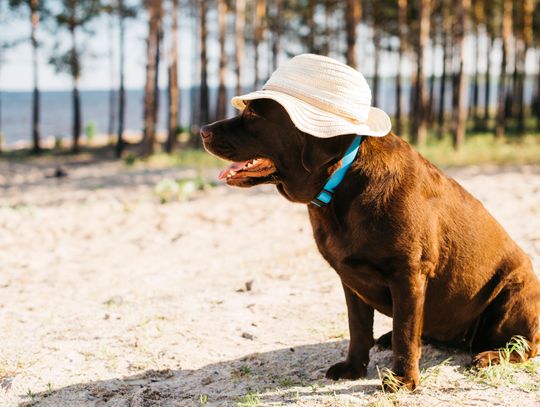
[385,273,427,391]
[326,283,374,380]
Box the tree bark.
[253,0,265,89]
[307,0,316,53]
[216,0,227,120]
[235,0,245,96]
[496,0,512,140]
[437,0,452,138]
[395,0,407,136]
[411,0,431,146]
[372,25,381,107]
[166,0,179,153]
[271,0,282,72]
[199,0,209,127]
[483,36,492,129]
[70,22,81,153]
[116,0,126,158]
[451,0,471,150]
[345,0,361,68]
[141,0,162,156]
[107,15,116,140]
[517,0,533,134]
[31,0,41,153]
[471,32,480,126]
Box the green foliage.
[153,176,216,204]
[235,391,261,407]
[416,134,540,167]
[85,121,96,143]
[467,336,539,388]
[54,135,63,149]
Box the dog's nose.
[200,125,213,142]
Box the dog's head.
[201,99,356,203]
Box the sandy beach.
[0,155,539,406]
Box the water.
[1,79,536,146]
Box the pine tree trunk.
[437,0,451,138]
[411,0,431,146]
[70,22,81,153]
[451,0,470,150]
[216,0,227,120]
[345,0,361,68]
[518,0,533,135]
[372,26,381,107]
[471,32,480,128]
[483,36,492,129]
[235,0,245,96]
[496,0,512,140]
[116,0,126,158]
[31,0,41,153]
[199,0,209,126]
[307,0,316,53]
[107,16,116,140]
[253,0,265,89]
[166,0,179,153]
[141,0,161,156]
[395,0,407,136]
[536,51,540,130]
[271,0,282,72]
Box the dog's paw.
[471,351,501,369]
[381,373,418,392]
[325,361,367,381]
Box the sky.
[2,3,539,92]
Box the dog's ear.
[301,135,355,173]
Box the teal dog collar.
[310,135,364,207]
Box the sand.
[0,156,539,406]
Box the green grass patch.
[126,149,224,169]
[416,134,540,167]
[235,391,261,406]
[467,336,540,389]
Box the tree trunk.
[471,32,480,127]
[307,0,316,53]
[372,25,381,107]
[345,0,361,68]
[70,23,81,153]
[483,36,492,129]
[451,0,471,150]
[141,0,162,156]
[31,0,41,153]
[496,0,512,140]
[253,0,265,89]
[518,0,533,135]
[116,0,126,158]
[166,0,179,153]
[395,0,407,136]
[199,0,209,127]
[271,0,282,72]
[235,0,245,96]
[536,51,540,130]
[411,0,431,146]
[437,0,451,138]
[107,15,116,140]
[216,0,227,120]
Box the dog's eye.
[244,108,260,119]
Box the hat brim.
[231,90,391,138]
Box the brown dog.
[201,99,540,391]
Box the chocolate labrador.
[200,99,540,390]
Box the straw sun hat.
[231,53,392,138]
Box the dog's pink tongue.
[218,160,250,179]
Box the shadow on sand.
[21,339,471,406]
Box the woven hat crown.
[263,54,372,124]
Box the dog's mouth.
[218,158,277,186]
